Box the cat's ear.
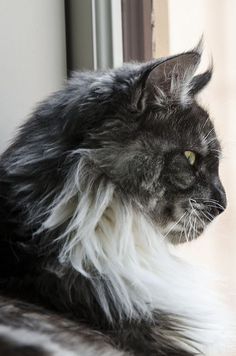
[140,50,201,108]
[136,40,213,109]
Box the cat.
[0,43,231,355]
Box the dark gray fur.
[0,48,226,355]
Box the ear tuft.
[189,62,213,96]
[192,36,204,57]
[187,38,213,96]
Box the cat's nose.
[210,184,227,216]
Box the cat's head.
[72,45,226,244]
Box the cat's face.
[87,50,226,244]
[114,104,226,244]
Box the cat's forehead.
[175,104,219,152]
[140,103,220,155]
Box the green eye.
[184,151,196,165]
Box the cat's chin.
[166,228,204,245]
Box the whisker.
[201,116,210,130]
[205,204,224,211]
[194,216,198,240]
[204,201,225,210]
[202,127,215,142]
[191,206,206,228]
[192,198,225,211]
[188,212,196,241]
[185,208,195,243]
[179,214,187,244]
[200,210,213,223]
[164,212,187,238]
[183,212,189,243]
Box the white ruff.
[40,156,232,355]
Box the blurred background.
[0,0,235,352]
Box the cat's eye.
[184,151,196,165]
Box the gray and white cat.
[0,44,232,355]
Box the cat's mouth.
[162,198,225,244]
[163,216,205,244]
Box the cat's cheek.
[169,173,196,190]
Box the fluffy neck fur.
[37,152,230,355]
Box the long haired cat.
[0,44,231,355]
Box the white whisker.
[164,212,187,238]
